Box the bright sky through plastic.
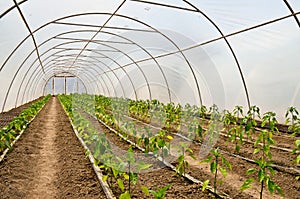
[0,0,300,122]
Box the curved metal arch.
[282,0,300,28]
[42,72,88,96]
[25,65,99,103]
[43,56,119,97]
[0,0,28,19]
[12,46,105,110]
[101,13,203,106]
[13,39,130,108]
[14,34,138,106]
[13,45,99,107]
[182,0,251,108]
[55,29,172,103]
[31,37,145,100]
[36,71,91,100]
[42,43,132,98]
[37,65,102,98]
[60,37,154,101]
[28,59,108,103]
[1,12,198,108]
[18,52,104,103]
[27,64,101,104]
[44,52,127,98]
[90,38,172,102]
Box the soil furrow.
[0,97,106,198]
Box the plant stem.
[260,133,265,199]
[182,146,185,176]
[128,161,131,195]
[260,180,264,199]
[214,156,218,194]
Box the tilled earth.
[0,97,106,199]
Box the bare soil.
[0,97,42,128]
[79,111,216,199]
[98,112,300,199]
[0,97,106,199]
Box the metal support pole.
[64,76,67,94]
[52,77,55,96]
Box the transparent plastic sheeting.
[0,0,300,122]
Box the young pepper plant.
[141,184,172,199]
[241,130,283,199]
[285,107,299,134]
[243,105,260,141]
[126,146,152,196]
[292,139,300,180]
[176,142,196,176]
[261,112,278,133]
[201,148,232,195]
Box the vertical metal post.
[52,77,55,96]
[64,76,67,94]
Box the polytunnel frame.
[13,45,104,108]
[1,12,204,112]
[42,71,89,96]
[1,0,299,112]
[22,60,98,105]
[25,55,109,102]
[42,56,117,95]
[5,42,101,110]
[38,51,122,97]
[25,37,145,103]
[43,54,126,97]
[53,28,173,103]
[26,40,126,99]
[6,35,137,110]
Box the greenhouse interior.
[0,0,299,198]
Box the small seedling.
[201,148,232,194]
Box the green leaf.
[253,148,260,154]
[137,161,152,171]
[210,161,217,174]
[268,167,275,176]
[201,156,212,163]
[119,191,131,199]
[123,173,129,180]
[296,155,300,164]
[220,167,227,177]
[267,179,275,194]
[202,180,210,192]
[166,135,173,140]
[117,179,125,192]
[141,186,150,196]
[102,175,108,182]
[258,169,265,183]
[178,154,184,163]
[275,185,284,196]
[246,168,256,175]
[197,125,203,138]
[240,178,254,191]
[295,140,300,148]
[245,122,251,131]
[221,157,232,170]
[130,172,138,185]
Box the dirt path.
[0,97,106,198]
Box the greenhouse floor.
[0,97,105,198]
[0,96,299,199]
[0,97,42,129]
